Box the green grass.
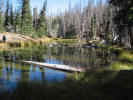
[119,51,133,64]
[0,70,133,100]
[110,50,133,71]
[110,62,133,71]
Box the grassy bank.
[0,70,133,100]
[110,51,133,70]
[0,37,52,51]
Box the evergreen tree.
[93,11,96,40]
[21,0,35,37]
[0,12,5,32]
[0,0,4,18]
[51,19,57,30]
[0,0,4,32]
[9,5,14,27]
[65,24,76,39]
[36,0,47,38]
[90,17,95,39]
[14,10,21,33]
[109,0,133,47]
[4,0,10,29]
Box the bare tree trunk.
[129,32,133,48]
[33,8,38,28]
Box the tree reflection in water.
[0,42,119,91]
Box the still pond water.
[0,41,119,91]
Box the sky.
[10,0,84,14]
[31,0,106,14]
[5,0,106,14]
[31,0,86,14]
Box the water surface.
[0,41,119,91]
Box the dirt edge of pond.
[0,32,52,47]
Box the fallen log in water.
[22,61,90,72]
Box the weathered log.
[22,61,90,72]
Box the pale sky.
[31,0,88,14]
[5,0,106,14]
[31,0,106,14]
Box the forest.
[0,0,133,100]
[0,0,133,48]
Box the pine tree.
[90,17,95,40]
[14,10,21,33]
[0,0,4,18]
[109,0,133,47]
[0,12,5,32]
[21,0,35,37]
[4,0,10,30]
[9,5,14,27]
[36,0,47,38]
[0,0,4,32]
[93,11,97,40]
[65,24,76,39]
